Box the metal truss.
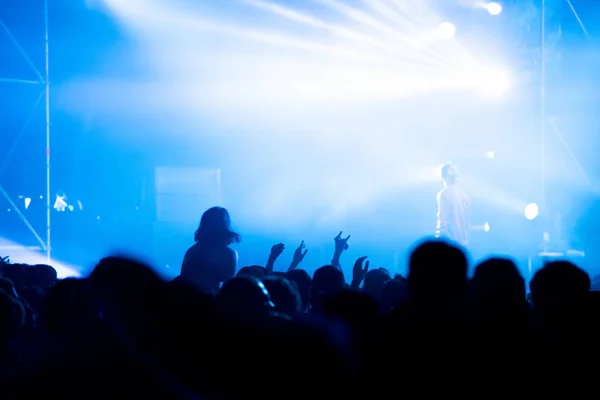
[0,0,51,260]
[540,0,594,211]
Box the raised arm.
[331,231,350,271]
[266,243,285,275]
[288,241,308,272]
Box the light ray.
[315,0,455,66]
[241,0,451,68]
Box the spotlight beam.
[314,0,456,66]
[243,0,431,61]
[242,0,452,68]
[360,0,420,31]
[148,7,447,73]
[242,0,391,48]
[132,3,405,67]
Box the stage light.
[485,151,495,160]
[484,222,490,232]
[524,203,539,220]
[437,22,456,40]
[478,69,510,97]
[487,2,502,16]
[54,194,68,212]
[24,198,31,210]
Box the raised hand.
[266,243,285,275]
[351,256,369,287]
[289,241,308,271]
[269,243,285,260]
[334,231,351,253]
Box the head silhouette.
[471,258,527,330]
[88,256,165,337]
[530,260,590,315]
[472,257,525,304]
[408,240,468,304]
[440,162,458,186]
[262,276,302,317]
[363,268,391,302]
[311,266,345,312]
[285,269,312,312]
[236,266,266,280]
[216,277,273,321]
[194,207,241,246]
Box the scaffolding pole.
[44,0,52,261]
[541,0,593,203]
[0,1,51,261]
[541,0,547,213]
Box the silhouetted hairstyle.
[194,207,241,246]
[440,162,459,184]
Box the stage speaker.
[154,167,222,223]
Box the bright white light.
[0,237,81,278]
[477,69,510,97]
[54,195,67,212]
[484,222,490,232]
[525,203,539,220]
[437,22,456,40]
[485,151,495,160]
[24,198,31,209]
[487,2,503,16]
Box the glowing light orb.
[487,2,503,16]
[437,22,456,40]
[524,203,539,220]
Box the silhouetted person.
[0,289,24,382]
[311,265,346,313]
[180,206,240,294]
[471,257,528,333]
[380,240,470,394]
[262,276,302,318]
[362,268,391,302]
[285,269,312,312]
[469,257,529,389]
[88,256,166,357]
[216,276,273,322]
[0,264,27,293]
[529,260,592,387]
[25,264,57,292]
[380,277,408,313]
[40,278,102,348]
[407,240,468,308]
[0,278,18,299]
[236,265,266,280]
[436,162,470,247]
[530,260,590,327]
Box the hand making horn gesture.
[289,241,308,271]
[334,231,351,253]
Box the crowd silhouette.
[0,206,598,399]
